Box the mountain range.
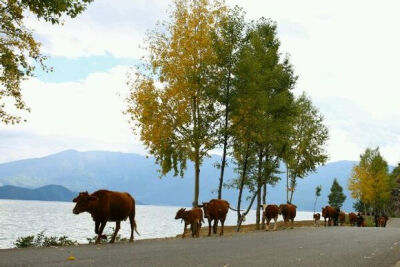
[0,150,364,211]
[0,184,76,202]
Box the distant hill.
[0,184,76,202]
[0,150,374,211]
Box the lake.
[0,199,314,249]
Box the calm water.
[0,199,314,249]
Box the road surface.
[1,221,400,267]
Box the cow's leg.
[207,219,212,236]
[213,220,218,234]
[220,218,225,236]
[190,223,194,237]
[291,218,294,229]
[110,221,121,243]
[128,212,137,243]
[182,222,187,238]
[197,221,201,237]
[96,221,107,244]
[95,221,100,234]
[273,217,278,231]
[94,221,107,239]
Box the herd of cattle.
[71,189,390,244]
[313,205,389,228]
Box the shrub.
[14,231,77,248]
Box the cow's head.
[199,202,210,219]
[175,208,186,220]
[72,191,98,214]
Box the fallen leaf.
[67,256,76,261]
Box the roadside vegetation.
[14,231,77,248]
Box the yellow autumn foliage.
[348,147,391,211]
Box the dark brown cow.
[322,206,339,226]
[349,212,357,226]
[313,213,321,226]
[278,203,296,228]
[72,190,139,244]
[175,208,203,238]
[377,215,389,227]
[356,213,365,227]
[339,211,346,226]
[200,199,230,236]
[260,204,279,231]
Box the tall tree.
[228,19,297,230]
[212,6,245,200]
[286,93,329,203]
[388,163,400,216]
[328,178,346,209]
[314,185,322,213]
[0,0,93,124]
[126,0,226,207]
[349,147,392,214]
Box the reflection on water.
[0,199,313,249]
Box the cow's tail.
[229,206,243,212]
[133,219,140,236]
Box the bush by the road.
[14,231,77,248]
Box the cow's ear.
[73,197,78,203]
[89,196,98,201]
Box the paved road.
[1,225,400,267]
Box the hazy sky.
[1,0,399,165]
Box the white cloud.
[0,66,147,163]
[1,0,400,165]
[25,0,170,59]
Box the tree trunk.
[261,183,267,228]
[236,146,249,232]
[286,163,289,203]
[218,130,228,199]
[289,177,295,203]
[255,150,263,230]
[193,146,200,207]
[313,196,318,214]
[217,56,232,200]
[237,188,259,232]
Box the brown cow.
[313,213,321,226]
[322,206,339,226]
[260,204,279,231]
[349,212,357,226]
[72,190,139,244]
[200,199,230,236]
[377,215,389,227]
[339,211,346,226]
[175,208,203,238]
[278,203,296,228]
[356,213,366,227]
